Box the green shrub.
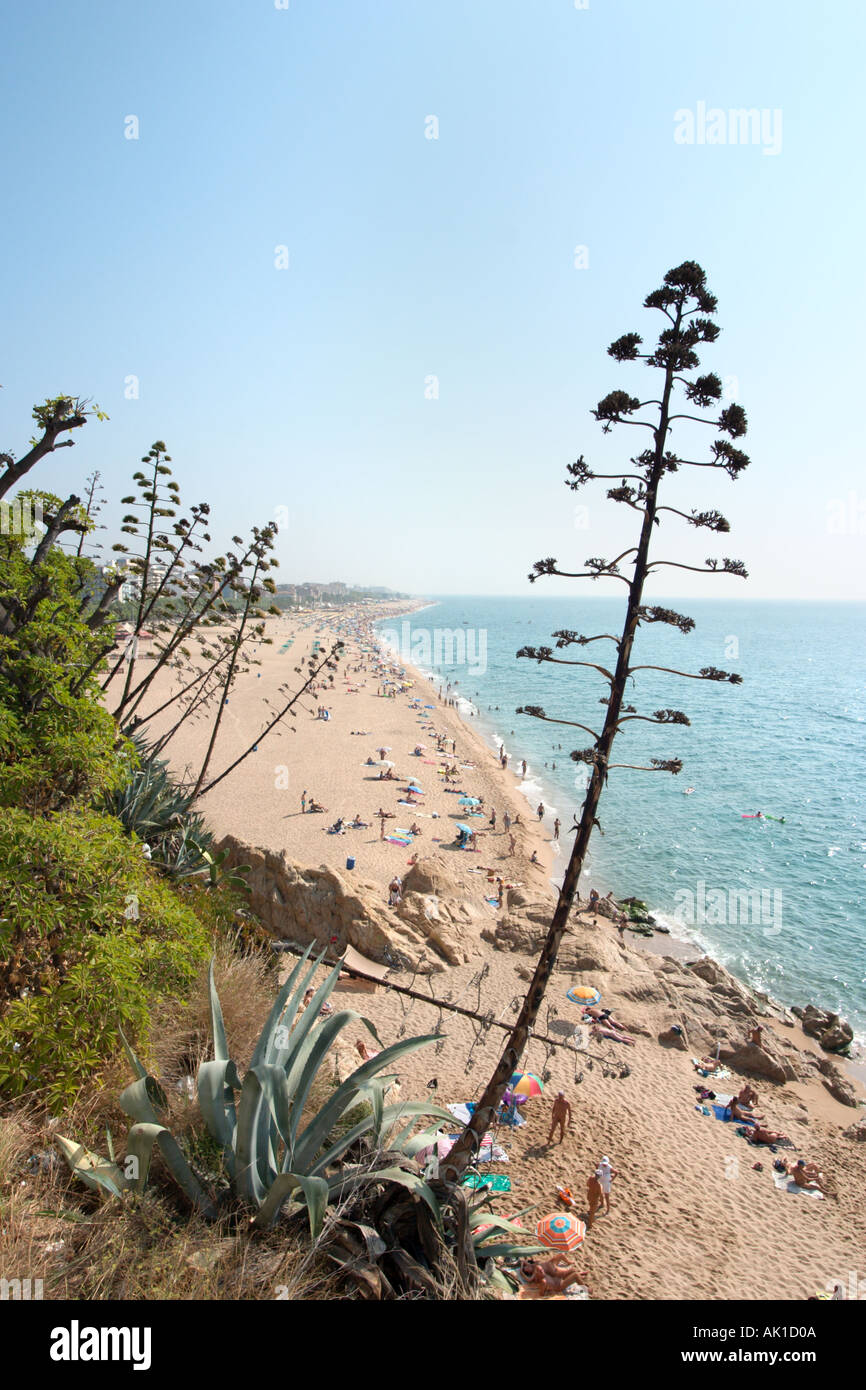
[0,808,212,1111]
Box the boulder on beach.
[792,1004,854,1054]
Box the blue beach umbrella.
[458,795,480,806]
[566,985,601,1006]
[455,822,473,835]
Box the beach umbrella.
[535,1213,586,1252]
[458,795,481,806]
[509,1072,544,1098]
[455,822,473,836]
[566,985,601,1006]
[374,759,395,768]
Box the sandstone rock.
[218,837,456,969]
[815,1057,859,1107]
[717,1040,798,1084]
[843,1120,866,1142]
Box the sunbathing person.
[787,1159,832,1194]
[730,1099,762,1124]
[355,1038,380,1062]
[409,822,422,836]
[591,1022,636,1046]
[520,1256,588,1295]
[748,1122,790,1145]
[737,1083,759,1107]
[308,799,327,813]
[584,1005,628,1031]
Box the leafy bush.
[0,808,212,1110]
[0,521,124,812]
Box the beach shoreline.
[109,600,866,1300]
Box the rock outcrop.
[218,840,476,970]
[792,1005,854,1055]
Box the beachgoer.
[496,877,504,908]
[547,1091,573,1145]
[520,1256,587,1295]
[730,1099,762,1124]
[586,1170,603,1229]
[737,1083,759,1107]
[301,790,307,814]
[521,760,527,776]
[503,811,512,833]
[489,808,497,829]
[530,850,539,865]
[508,834,516,856]
[748,1024,764,1047]
[537,803,544,821]
[591,1022,636,1045]
[355,1038,379,1063]
[749,1122,790,1145]
[553,817,561,840]
[787,1160,832,1194]
[596,1156,618,1213]
[388,876,402,907]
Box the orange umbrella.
[535,1213,586,1251]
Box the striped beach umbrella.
[535,1213,586,1251]
[566,985,601,1006]
[509,1072,544,1098]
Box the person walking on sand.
[503,810,511,833]
[496,877,504,908]
[586,1169,604,1229]
[537,802,544,821]
[508,833,516,857]
[489,807,497,830]
[553,817,561,840]
[301,789,307,814]
[596,1156,618,1213]
[547,1091,572,1145]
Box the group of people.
[546,1090,621,1245]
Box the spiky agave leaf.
[252,1172,330,1237]
[54,1136,127,1200]
[291,1035,442,1173]
[124,1123,217,1218]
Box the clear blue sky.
[3,0,864,598]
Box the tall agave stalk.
[444,262,749,1179]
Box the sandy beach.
[115,603,866,1302]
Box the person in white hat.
[596,1156,619,1213]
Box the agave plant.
[57,946,454,1239]
[102,736,216,881]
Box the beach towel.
[461,1174,512,1193]
[711,1103,752,1124]
[447,1102,475,1125]
[385,836,412,846]
[772,1170,824,1199]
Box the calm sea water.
[377,597,866,1042]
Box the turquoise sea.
[377,597,866,1044]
